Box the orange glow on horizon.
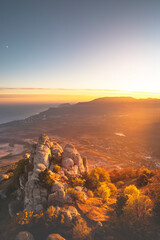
[0,88,160,104]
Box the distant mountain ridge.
[1,97,160,127]
[0,96,160,169]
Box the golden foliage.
[16,210,33,225]
[73,217,91,240]
[67,188,85,202]
[107,182,117,196]
[53,164,62,173]
[123,194,152,224]
[72,177,85,187]
[124,185,140,197]
[121,185,153,226]
[96,184,110,202]
[45,205,56,221]
[39,168,55,188]
[87,189,94,198]
[83,167,110,191]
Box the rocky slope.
[7,134,89,239]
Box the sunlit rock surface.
[9,134,88,216]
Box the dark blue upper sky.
[0,0,160,93]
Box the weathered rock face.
[61,157,74,170]
[15,231,34,240]
[46,234,66,240]
[55,206,79,226]
[62,144,86,174]
[10,134,88,215]
[24,180,48,212]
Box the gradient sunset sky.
[0,0,160,103]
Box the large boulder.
[46,234,66,240]
[51,181,64,193]
[15,231,34,240]
[61,157,74,170]
[64,165,78,178]
[48,190,66,205]
[62,144,85,173]
[49,181,72,205]
[56,206,79,225]
[34,144,51,168]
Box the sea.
[0,104,58,124]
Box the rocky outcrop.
[15,231,34,240]
[62,144,86,174]
[9,134,88,219]
[24,180,48,212]
[55,206,79,225]
[46,234,66,240]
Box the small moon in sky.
[6,45,8,48]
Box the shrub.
[12,158,29,188]
[67,188,85,202]
[137,168,152,177]
[124,185,140,197]
[39,168,55,189]
[72,177,85,187]
[110,169,137,183]
[50,151,62,164]
[117,192,153,240]
[153,199,160,220]
[137,173,149,187]
[96,184,110,202]
[16,209,33,225]
[107,182,117,196]
[83,172,100,190]
[115,194,128,216]
[73,217,91,240]
[83,167,110,191]
[149,182,160,199]
[60,214,65,224]
[92,167,110,182]
[116,181,124,188]
[87,189,94,198]
[45,205,56,221]
[53,164,62,173]
[120,185,153,226]
[123,194,153,224]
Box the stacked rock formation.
[9,134,88,223]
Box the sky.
[0,0,160,103]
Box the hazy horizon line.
[0,87,160,95]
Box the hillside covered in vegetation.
[0,134,160,240]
